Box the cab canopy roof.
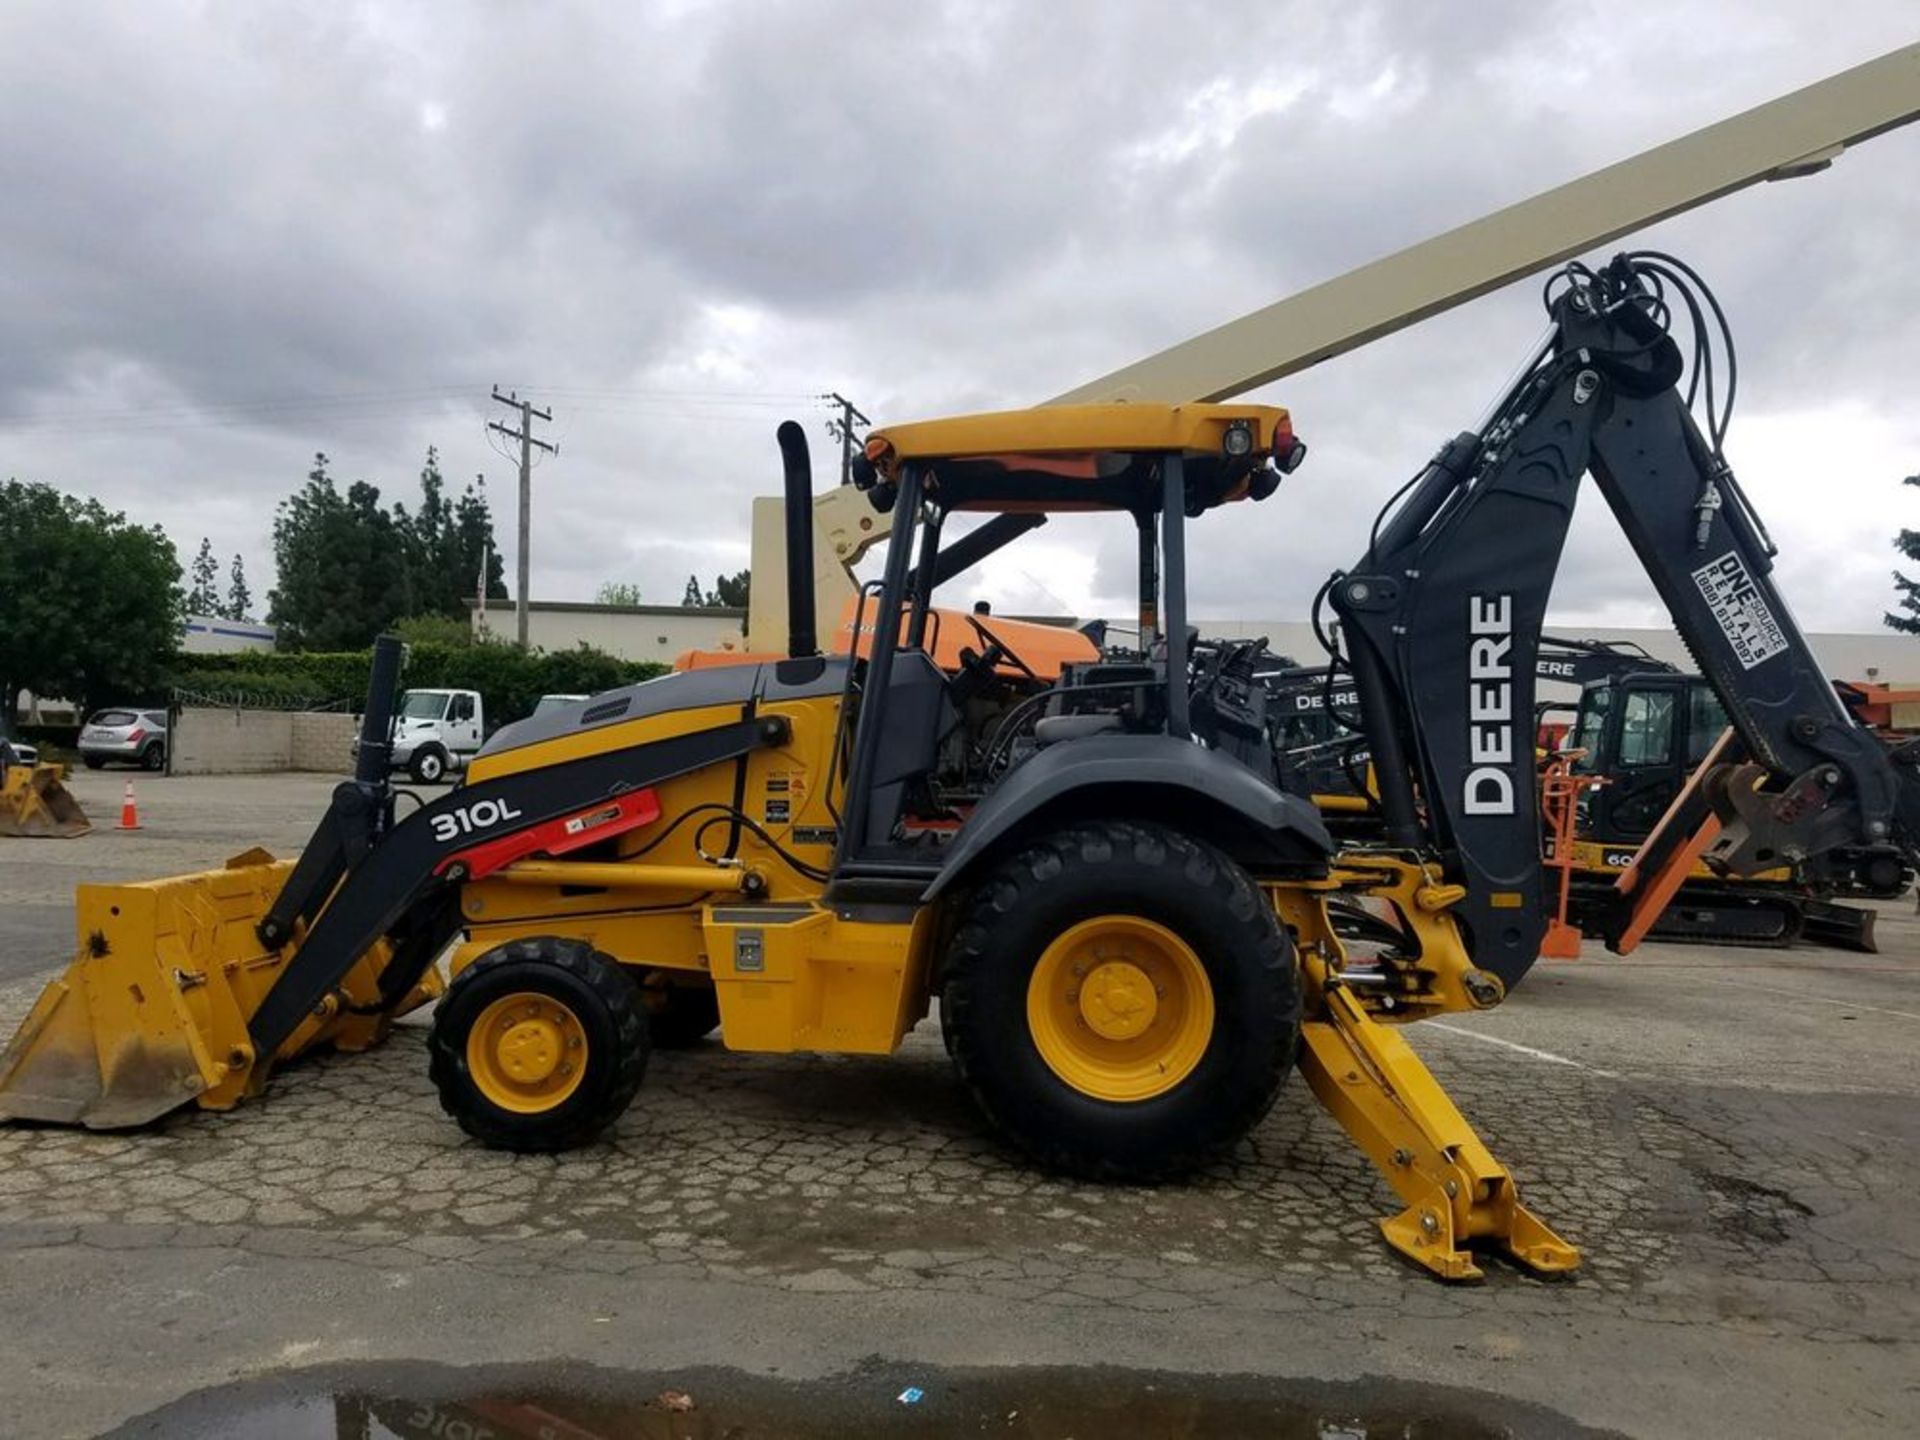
[862,402,1294,514]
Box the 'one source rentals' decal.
[1692,551,1787,670]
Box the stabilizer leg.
[1298,986,1579,1281]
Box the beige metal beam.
[744,484,894,654]
[1051,44,1920,405]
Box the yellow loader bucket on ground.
[0,763,90,838]
[0,848,442,1128]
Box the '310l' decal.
[430,798,525,844]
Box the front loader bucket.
[0,763,90,838]
[0,849,442,1129]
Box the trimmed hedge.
[165,642,670,727]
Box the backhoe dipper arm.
[1331,254,1920,994]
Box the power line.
[487,387,557,650]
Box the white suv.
[79,709,168,771]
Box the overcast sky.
[4,3,1917,636]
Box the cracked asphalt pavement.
[2,773,1917,1437]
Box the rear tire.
[410,746,448,784]
[82,757,104,770]
[942,821,1299,1182]
[141,743,165,772]
[429,937,648,1152]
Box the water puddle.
[98,1359,1620,1438]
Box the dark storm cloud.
[2,2,1915,631]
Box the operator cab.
[792,403,1310,881]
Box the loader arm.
[1331,254,1920,991]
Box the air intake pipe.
[777,420,819,659]
[354,633,406,786]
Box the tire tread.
[427,937,647,1152]
[942,820,1298,1182]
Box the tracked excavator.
[4,44,1919,1282]
[1262,640,1891,952]
[1554,665,1906,949]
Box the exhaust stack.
[353,633,406,786]
[776,421,819,660]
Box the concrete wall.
[470,600,748,662]
[172,708,354,775]
[291,712,357,772]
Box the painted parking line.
[1423,1021,1622,1078]
[1693,974,1920,1023]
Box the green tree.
[711,569,750,608]
[396,449,506,620]
[680,570,750,608]
[269,450,505,649]
[268,453,413,650]
[391,612,477,648]
[186,536,220,614]
[453,476,508,607]
[1888,474,1920,635]
[226,553,254,622]
[596,581,645,606]
[0,480,182,732]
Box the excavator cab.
[1570,671,1727,844]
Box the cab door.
[447,692,482,758]
[1582,675,1685,843]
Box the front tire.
[428,937,648,1152]
[409,746,448,784]
[942,821,1299,1182]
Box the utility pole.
[488,387,556,649]
[820,391,870,488]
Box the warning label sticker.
[1691,551,1788,670]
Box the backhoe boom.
[1331,255,1920,989]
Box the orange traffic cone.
[117,780,142,831]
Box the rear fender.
[923,734,1332,901]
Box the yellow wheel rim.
[466,991,588,1113]
[1025,915,1214,1102]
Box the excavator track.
[1566,880,1877,953]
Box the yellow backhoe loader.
[4,45,1918,1284]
